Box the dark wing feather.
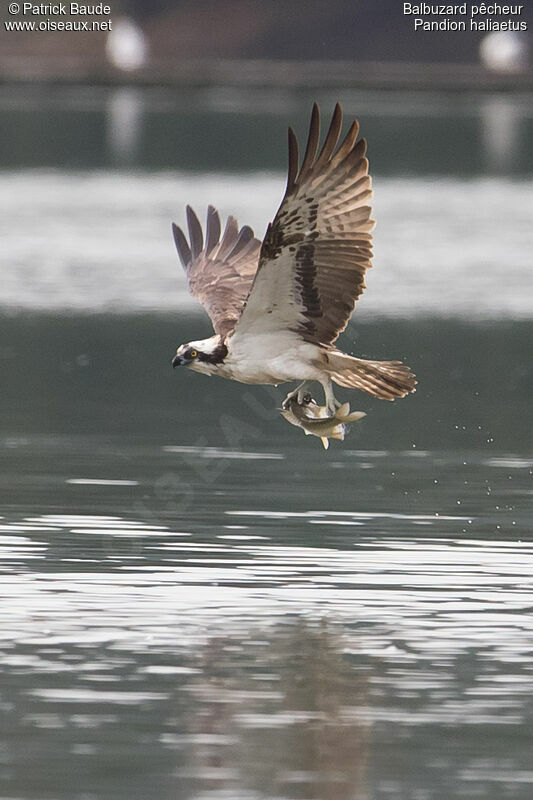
[234,103,374,346]
[172,206,261,336]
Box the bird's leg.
[322,379,341,415]
[282,381,313,409]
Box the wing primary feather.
[356,138,367,159]
[218,216,240,259]
[172,222,191,268]
[233,236,261,265]
[227,225,255,259]
[186,205,204,258]
[315,102,342,170]
[205,205,221,256]
[331,121,361,167]
[287,127,299,193]
[298,102,320,183]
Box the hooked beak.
[172,354,184,368]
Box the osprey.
[171,103,416,413]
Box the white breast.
[222,331,324,385]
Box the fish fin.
[337,402,351,418]
[343,411,367,423]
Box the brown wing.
[233,103,374,346]
[172,206,261,336]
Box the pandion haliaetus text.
[171,103,416,413]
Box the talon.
[322,379,341,415]
[283,381,313,409]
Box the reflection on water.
[1,327,532,798]
[1,85,532,175]
[1,85,532,798]
[1,466,532,800]
[0,311,531,797]
[480,96,523,173]
[106,88,145,166]
[1,315,532,798]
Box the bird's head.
[172,343,200,369]
[172,336,227,375]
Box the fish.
[280,395,366,449]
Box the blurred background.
[1,3,533,800]
[1,0,532,83]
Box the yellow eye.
[190,349,198,358]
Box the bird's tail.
[326,350,417,401]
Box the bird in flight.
[171,103,416,415]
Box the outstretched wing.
[232,103,374,345]
[172,206,262,336]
